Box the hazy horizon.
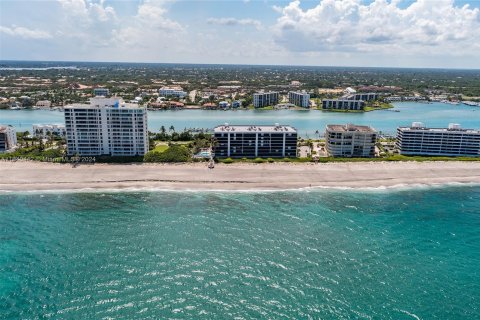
[1,0,480,69]
[2,59,480,71]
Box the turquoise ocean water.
[1,187,479,319]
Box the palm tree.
[160,126,166,134]
[210,136,219,152]
[169,125,175,133]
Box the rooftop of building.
[399,123,480,134]
[326,124,377,133]
[253,91,278,95]
[159,86,185,91]
[65,97,144,109]
[0,124,14,132]
[33,123,65,128]
[289,90,309,95]
[323,98,365,102]
[214,124,297,133]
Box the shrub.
[144,145,191,162]
[254,158,265,163]
[267,158,275,163]
[222,157,234,164]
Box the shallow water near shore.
[1,187,480,319]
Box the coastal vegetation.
[217,155,480,164]
[144,145,191,163]
[2,62,480,111]
[363,102,394,112]
[0,145,64,161]
[2,128,478,164]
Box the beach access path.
[1,161,480,192]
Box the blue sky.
[1,0,480,68]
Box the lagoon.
[1,102,479,136]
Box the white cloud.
[206,18,262,30]
[54,0,119,46]
[272,5,283,13]
[112,0,185,48]
[51,0,185,56]
[0,26,52,39]
[273,0,480,55]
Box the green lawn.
[154,144,169,152]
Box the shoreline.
[2,181,480,195]
[1,161,480,193]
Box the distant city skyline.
[1,0,480,69]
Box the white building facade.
[253,92,279,108]
[326,124,377,157]
[344,93,379,101]
[322,99,365,111]
[35,100,52,108]
[396,123,480,157]
[64,97,148,156]
[93,88,110,97]
[159,87,187,98]
[33,124,66,138]
[288,91,310,108]
[0,125,17,152]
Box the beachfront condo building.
[326,124,377,157]
[93,88,110,97]
[288,91,310,108]
[322,99,365,111]
[0,125,17,153]
[253,92,279,108]
[214,124,297,158]
[159,86,187,98]
[64,97,148,156]
[33,124,66,138]
[396,122,480,157]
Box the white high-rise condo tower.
[64,97,148,156]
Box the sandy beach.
[1,161,479,192]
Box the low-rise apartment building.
[345,93,379,101]
[35,100,52,108]
[33,124,66,138]
[214,124,297,158]
[159,86,187,98]
[253,92,279,108]
[64,97,148,156]
[288,91,310,108]
[396,122,480,157]
[0,125,17,152]
[322,99,365,111]
[326,124,377,157]
[93,88,110,97]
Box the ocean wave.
[1,181,479,195]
